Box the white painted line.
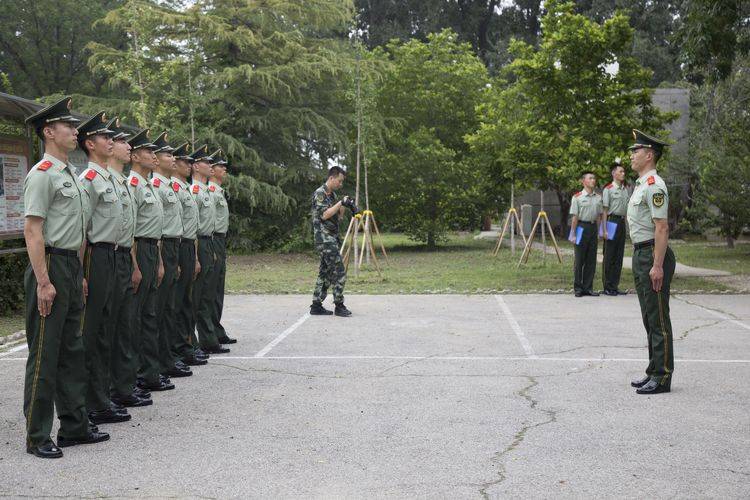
[495,295,537,358]
[0,342,28,358]
[2,354,750,363]
[676,295,750,332]
[254,313,310,358]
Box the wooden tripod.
[518,209,563,266]
[340,210,388,276]
[492,207,527,256]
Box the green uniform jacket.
[24,153,89,250]
[129,170,164,239]
[173,177,198,240]
[79,162,123,244]
[191,181,215,237]
[153,172,182,238]
[110,169,137,248]
[209,181,229,234]
[627,170,669,243]
[569,190,603,222]
[311,184,339,244]
[602,182,629,217]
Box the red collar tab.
[192,185,200,194]
[172,181,180,192]
[209,185,216,192]
[84,169,97,181]
[574,191,582,197]
[604,183,613,189]
[130,176,139,187]
[152,177,161,188]
[38,160,53,172]
[647,176,655,185]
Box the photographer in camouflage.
[310,166,357,317]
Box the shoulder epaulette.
[84,169,97,181]
[647,176,655,185]
[209,185,216,192]
[604,183,613,189]
[574,191,582,197]
[130,176,139,187]
[37,160,53,172]
[152,177,161,188]
[172,182,180,193]
[192,185,200,194]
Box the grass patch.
[226,233,733,294]
[0,314,24,338]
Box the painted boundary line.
[495,295,537,358]
[254,313,311,358]
[0,342,28,358]
[675,295,750,332]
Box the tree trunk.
[427,231,436,250]
[726,235,735,248]
[555,189,570,238]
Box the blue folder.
[575,226,584,245]
[606,221,618,240]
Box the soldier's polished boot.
[630,375,650,388]
[310,302,333,315]
[636,378,671,394]
[334,303,352,317]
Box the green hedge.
[0,240,28,316]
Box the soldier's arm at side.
[24,217,55,316]
[156,240,165,286]
[601,190,609,239]
[131,246,142,293]
[80,239,88,301]
[650,219,668,291]
[194,240,200,279]
[568,196,579,242]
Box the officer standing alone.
[568,171,603,297]
[627,129,675,395]
[22,97,108,458]
[602,159,630,296]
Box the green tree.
[468,0,674,236]
[370,30,489,248]
[691,57,750,247]
[0,0,125,98]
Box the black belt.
[213,232,226,239]
[634,239,655,250]
[45,247,78,257]
[608,214,624,221]
[88,241,116,251]
[135,237,159,245]
[181,238,195,244]
[116,246,131,254]
[578,220,596,225]
[198,235,213,240]
[162,237,181,244]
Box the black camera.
[341,196,360,215]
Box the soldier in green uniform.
[106,119,153,408]
[602,159,630,296]
[22,97,109,458]
[627,129,675,395]
[190,145,230,354]
[568,171,604,297]
[208,150,236,344]
[128,129,173,392]
[76,112,131,425]
[310,166,353,317]
[170,143,208,366]
[151,132,193,379]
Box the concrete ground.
[1,293,749,499]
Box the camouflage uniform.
[311,184,346,305]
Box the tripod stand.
[518,191,563,266]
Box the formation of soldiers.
[568,130,675,395]
[21,97,235,459]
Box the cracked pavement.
[1,294,749,498]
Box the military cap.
[77,111,115,140]
[628,129,669,153]
[153,131,175,153]
[211,149,228,166]
[190,144,213,162]
[106,116,131,141]
[25,96,80,128]
[128,128,158,150]
[173,142,193,162]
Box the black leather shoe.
[57,431,110,447]
[334,303,352,317]
[88,420,99,434]
[574,291,583,297]
[112,393,153,407]
[310,302,333,315]
[603,289,618,296]
[203,345,230,354]
[164,367,192,378]
[219,336,237,344]
[636,379,671,394]
[630,375,650,388]
[27,441,63,458]
[133,387,151,399]
[194,348,210,359]
[159,374,172,384]
[583,290,600,297]
[183,355,208,366]
[138,380,175,392]
[89,408,131,424]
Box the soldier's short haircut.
[652,149,662,163]
[328,166,346,178]
[611,164,624,175]
[580,171,595,179]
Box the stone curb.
[228,289,749,295]
[0,330,25,346]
